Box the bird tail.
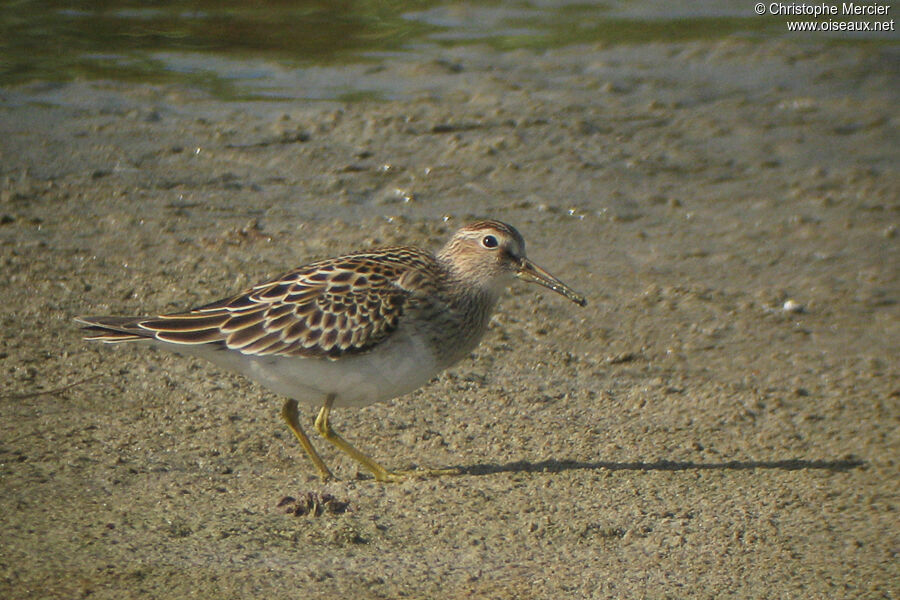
[75,315,153,343]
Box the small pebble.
[783,299,804,313]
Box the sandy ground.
[1,38,898,599]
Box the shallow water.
[2,0,894,101]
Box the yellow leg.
[314,394,406,482]
[281,398,334,481]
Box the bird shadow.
[447,457,865,477]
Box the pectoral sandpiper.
[77,220,586,481]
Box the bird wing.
[78,248,441,360]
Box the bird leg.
[314,394,406,482]
[281,398,334,481]
[314,394,461,482]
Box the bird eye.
[481,235,499,249]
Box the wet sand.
[1,38,898,598]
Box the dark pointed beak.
[515,258,587,307]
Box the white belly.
[163,328,441,409]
